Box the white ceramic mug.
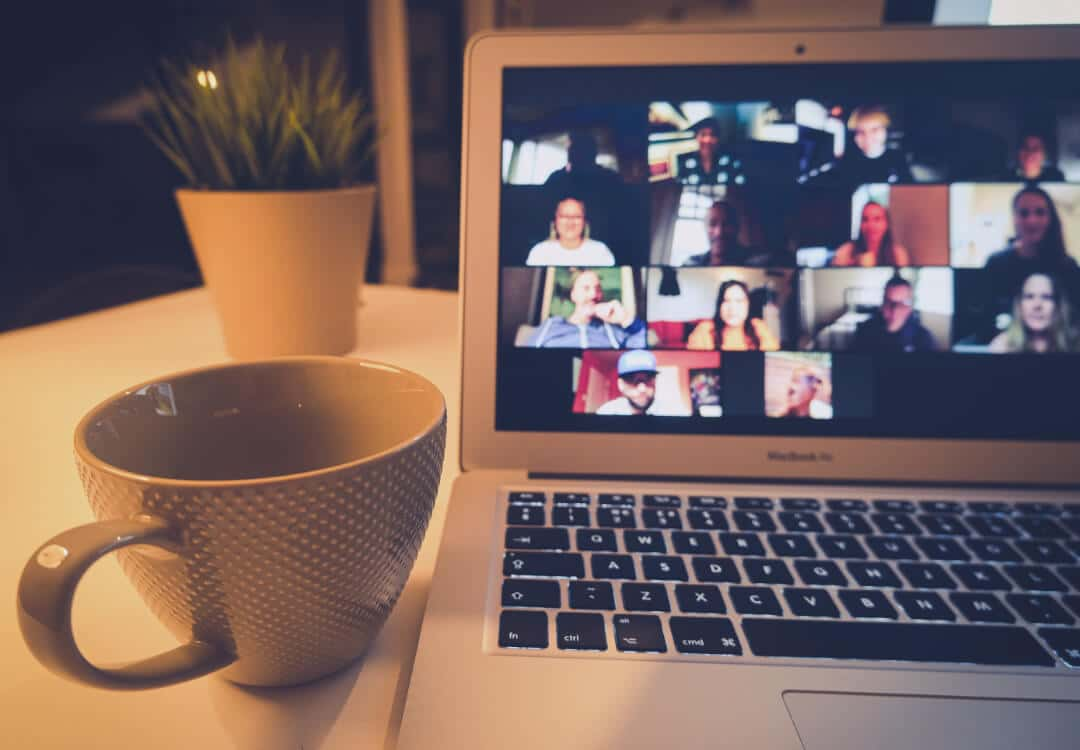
[17,357,446,689]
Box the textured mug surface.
[38,357,445,688]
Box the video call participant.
[687,279,780,351]
[527,269,646,348]
[676,117,731,188]
[778,365,833,419]
[1004,131,1066,183]
[525,197,615,266]
[989,272,1075,353]
[852,276,936,353]
[596,350,661,415]
[826,105,913,186]
[831,201,911,267]
[984,185,1080,317]
[682,200,762,267]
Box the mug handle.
[17,514,236,690]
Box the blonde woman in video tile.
[989,272,1076,353]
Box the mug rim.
[73,355,446,488]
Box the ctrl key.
[499,610,548,649]
[670,617,743,655]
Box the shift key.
[504,551,585,578]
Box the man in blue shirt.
[528,269,646,348]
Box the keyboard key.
[1017,540,1073,564]
[781,498,820,511]
[689,495,726,509]
[613,614,666,653]
[556,612,606,651]
[741,619,1053,666]
[898,562,956,590]
[866,536,919,560]
[507,505,544,526]
[669,617,743,655]
[951,564,1012,591]
[568,581,616,610]
[502,579,561,608]
[552,506,590,527]
[1007,594,1075,625]
[848,561,902,588]
[642,509,682,530]
[894,591,956,621]
[596,507,637,529]
[1059,566,1080,590]
[950,592,1015,623]
[915,537,970,561]
[730,586,783,616]
[735,497,773,510]
[622,583,671,612]
[839,590,898,620]
[826,499,868,512]
[733,510,776,532]
[591,554,636,580]
[784,587,840,617]
[499,610,548,649]
[553,492,590,506]
[768,534,817,558]
[967,516,1020,538]
[1064,596,1080,619]
[719,532,766,557]
[505,527,570,551]
[687,510,729,531]
[504,552,585,579]
[817,535,868,559]
[871,513,923,536]
[795,559,848,587]
[874,500,916,513]
[920,500,963,514]
[967,538,1022,563]
[1064,518,1080,536]
[642,555,689,581]
[918,515,969,537]
[1038,628,1080,667]
[576,528,617,552]
[1015,517,1069,540]
[672,531,717,555]
[691,556,740,583]
[508,491,546,505]
[778,511,825,533]
[825,512,873,535]
[744,558,794,585]
[675,584,726,614]
[598,493,635,507]
[1016,502,1062,516]
[644,494,681,508]
[624,530,667,554]
[968,502,1013,515]
[1003,565,1068,592]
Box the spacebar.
[741,619,1054,666]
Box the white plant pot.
[176,186,376,359]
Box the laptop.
[398,25,1080,749]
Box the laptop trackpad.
[783,691,1080,749]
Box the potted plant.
[141,37,376,358]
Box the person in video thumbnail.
[779,365,833,419]
[831,201,911,267]
[543,130,624,197]
[525,197,615,266]
[985,185,1080,316]
[1006,131,1065,183]
[682,200,759,267]
[676,117,730,187]
[596,350,661,415]
[989,272,1075,353]
[687,279,779,351]
[852,276,936,353]
[527,269,645,348]
[831,105,912,186]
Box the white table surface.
[0,284,461,749]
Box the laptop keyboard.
[495,490,1080,669]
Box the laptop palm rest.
[783,690,1080,749]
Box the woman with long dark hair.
[687,279,779,351]
[831,201,911,267]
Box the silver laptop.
[399,25,1080,749]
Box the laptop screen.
[496,60,1080,442]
